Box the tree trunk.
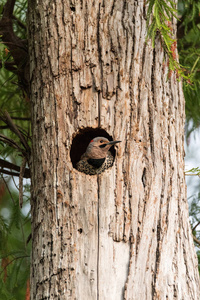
[28,0,200,299]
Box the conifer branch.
[11,15,26,30]
[193,235,200,247]
[0,169,23,177]
[192,221,200,233]
[2,111,30,153]
[19,157,27,207]
[0,159,30,178]
[0,133,23,151]
[1,174,15,205]
[0,60,17,73]
[0,255,29,277]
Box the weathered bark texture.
[28,0,200,299]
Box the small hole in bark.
[70,127,117,172]
[78,228,83,234]
[70,6,75,11]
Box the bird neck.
[87,157,105,168]
[86,146,111,159]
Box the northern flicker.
[76,137,121,175]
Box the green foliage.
[0,0,31,298]
[0,65,31,159]
[0,180,31,300]
[146,0,188,78]
[185,167,200,176]
[147,0,177,48]
[0,0,30,158]
[12,0,27,39]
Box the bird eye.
[100,140,104,143]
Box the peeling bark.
[28,0,200,299]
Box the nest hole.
[70,127,116,170]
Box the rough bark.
[28,0,200,299]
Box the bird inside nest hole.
[70,128,121,175]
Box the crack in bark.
[97,3,103,126]
[122,128,131,242]
[152,209,162,299]
[84,2,88,52]
[52,11,60,225]
[135,206,142,256]
[110,0,116,16]
[123,239,133,299]
[97,176,100,300]
[148,106,154,161]
[141,167,146,188]
[148,48,156,162]
[151,48,156,101]
[141,40,146,74]
[122,0,128,72]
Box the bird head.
[85,137,121,159]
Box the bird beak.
[106,140,121,145]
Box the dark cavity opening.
[70,127,116,170]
